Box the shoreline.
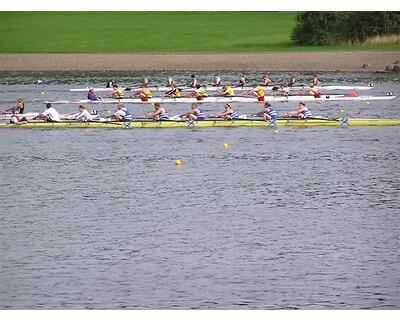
[1,51,399,72]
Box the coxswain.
[67,105,97,122]
[212,74,221,87]
[142,76,149,87]
[252,102,277,121]
[166,76,175,87]
[107,102,133,122]
[180,103,206,121]
[217,84,235,97]
[108,84,124,99]
[311,73,319,86]
[87,88,100,101]
[286,102,312,119]
[239,74,246,87]
[209,104,239,120]
[33,103,61,122]
[9,109,28,124]
[190,74,198,88]
[137,85,153,101]
[263,73,272,86]
[287,74,296,87]
[164,84,181,97]
[146,103,170,121]
[308,84,321,98]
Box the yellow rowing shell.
[1,118,400,129]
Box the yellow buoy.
[339,107,344,113]
[223,143,229,149]
[366,101,370,105]
[175,159,182,166]
[40,91,45,95]
[273,130,279,134]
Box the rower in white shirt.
[33,103,61,122]
[66,105,98,122]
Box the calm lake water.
[0,71,399,309]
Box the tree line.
[292,12,400,45]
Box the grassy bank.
[0,12,399,53]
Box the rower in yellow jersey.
[242,86,265,102]
[164,84,181,97]
[135,85,153,101]
[108,84,124,99]
[308,84,320,98]
[217,84,235,97]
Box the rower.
[209,104,239,120]
[190,74,198,88]
[180,103,206,121]
[146,102,170,121]
[212,74,221,87]
[106,80,116,88]
[263,73,272,86]
[164,84,181,98]
[107,102,133,122]
[137,85,153,101]
[287,74,296,87]
[68,105,97,122]
[252,102,277,121]
[108,84,124,99]
[239,74,246,87]
[242,85,265,102]
[217,84,235,97]
[142,76,149,87]
[33,103,61,122]
[6,98,25,114]
[308,84,321,98]
[87,88,100,101]
[9,109,28,124]
[286,102,312,119]
[166,76,175,87]
[195,84,208,100]
[311,73,319,86]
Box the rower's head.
[113,84,118,89]
[264,102,271,108]
[195,84,201,89]
[299,102,305,107]
[309,83,315,87]
[118,102,125,109]
[17,98,24,103]
[152,102,160,109]
[313,73,317,77]
[79,105,85,111]
[46,102,52,109]
[191,74,196,78]
[191,103,198,109]
[224,104,232,110]
[223,84,228,88]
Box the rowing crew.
[104,73,318,90]
[8,100,313,124]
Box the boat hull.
[1,118,399,129]
[46,94,396,104]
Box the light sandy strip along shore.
[0,51,399,71]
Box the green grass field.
[0,12,398,53]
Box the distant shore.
[0,51,399,72]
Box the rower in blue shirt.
[180,103,206,121]
[210,104,239,120]
[286,102,312,119]
[252,102,277,121]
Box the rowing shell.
[1,118,399,129]
[46,94,396,105]
[69,84,374,92]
